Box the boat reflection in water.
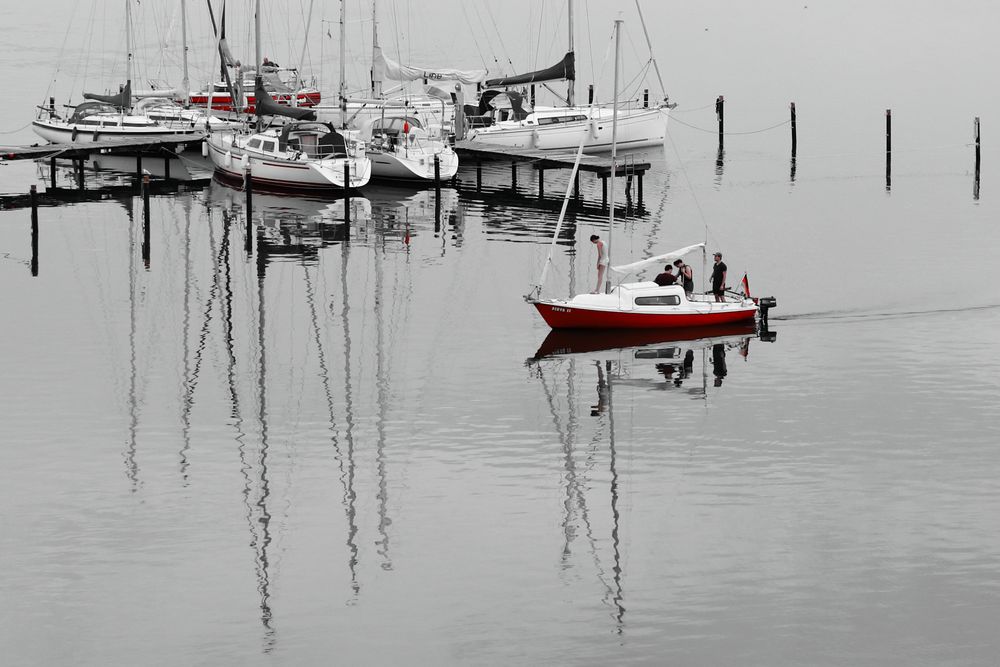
[527,322,777,631]
[206,178,459,257]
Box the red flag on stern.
[738,273,750,298]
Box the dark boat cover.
[83,80,132,109]
[476,90,529,120]
[484,52,575,87]
[254,79,316,120]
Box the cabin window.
[247,138,262,149]
[261,140,277,153]
[635,295,681,306]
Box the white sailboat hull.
[369,146,458,181]
[207,133,372,191]
[468,105,669,153]
[31,118,203,145]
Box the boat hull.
[532,299,757,330]
[206,135,371,191]
[369,148,459,181]
[468,106,669,154]
[32,119,203,145]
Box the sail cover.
[83,80,132,109]
[254,80,316,120]
[373,46,487,85]
[484,52,575,87]
[611,243,706,275]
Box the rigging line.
[669,114,791,135]
[0,123,31,135]
[459,3,491,71]
[665,125,722,257]
[483,1,515,71]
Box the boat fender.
[531,129,540,149]
[201,140,208,157]
[589,119,599,139]
[224,151,232,168]
[71,127,78,142]
[92,130,100,142]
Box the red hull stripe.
[534,303,756,329]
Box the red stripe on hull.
[533,302,757,329]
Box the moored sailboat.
[526,19,775,330]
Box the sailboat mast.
[125,0,133,102]
[371,0,380,97]
[605,19,621,294]
[567,0,575,106]
[254,0,262,71]
[339,0,347,128]
[181,0,190,104]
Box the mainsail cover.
[611,243,706,275]
[254,80,316,120]
[83,80,132,109]
[373,46,486,85]
[484,52,575,87]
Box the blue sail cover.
[484,52,575,87]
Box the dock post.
[573,172,580,201]
[716,95,725,150]
[637,171,644,207]
[790,102,797,157]
[588,84,594,105]
[244,167,253,255]
[885,109,892,191]
[343,163,350,225]
[538,167,544,200]
[511,162,517,191]
[141,175,151,268]
[30,185,38,276]
[476,160,482,192]
[135,152,143,183]
[601,175,608,210]
[434,154,441,225]
[625,174,633,216]
[163,151,171,180]
[974,116,981,200]
[49,158,56,190]
[643,89,649,108]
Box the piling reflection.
[527,322,776,630]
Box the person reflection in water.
[712,343,728,387]
[591,365,610,416]
[590,235,608,294]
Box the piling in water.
[30,185,38,276]
[142,175,151,268]
[343,163,350,224]
[244,167,253,255]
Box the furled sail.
[83,80,132,109]
[254,80,316,120]
[611,243,706,276]
[484,52,575,87]
[373,46,487,85]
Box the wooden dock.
[453,140,649,207]
[0,135,201,162]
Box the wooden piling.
[163,153,171,180]
[476,160,482,192]
[538,167,544,200]
[790,102,797,157]
[135,152,143,182]
[588,84,594,105]
[601,175,608,210]
[343,163,350,224]
[244,167,253,255]
[974,116,981,200]
[141,175,151,267]
[716,95,725,150]
[434,154,441,224]
[511,162,517,191]
[30,185,38,276]
[49,158,56,190]
[573,172,580,201]
[885,109,892,192]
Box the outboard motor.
[755,296,777,325]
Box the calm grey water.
[3,2,1000,666]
